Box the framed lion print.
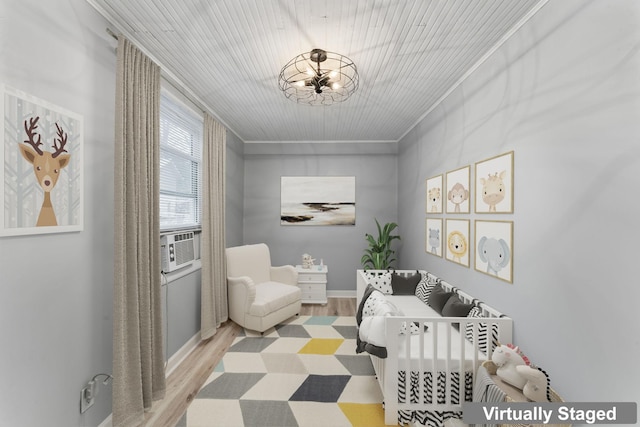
[445,219,470,267]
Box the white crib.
[356,270,513,426]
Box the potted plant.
[361,219,401,269]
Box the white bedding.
[386,294,440,317]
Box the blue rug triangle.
[304,316,337,325]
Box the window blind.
[159,91,203,230]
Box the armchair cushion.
[249,281,302,317]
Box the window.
[159,91,203,231]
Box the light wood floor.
[142,297,357,427]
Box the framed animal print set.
[425,151,514,283]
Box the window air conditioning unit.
[161,231,195,273]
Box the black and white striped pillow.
[364,271,393,294]
[465,306,499,354]
[415,273,439,304]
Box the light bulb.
[331,82,341,90]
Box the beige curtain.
[113,36,166,427]
[200,113,228,340]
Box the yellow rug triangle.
[298,338,344,355]
[338,402,400,427]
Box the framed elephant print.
[425,174,443,214]
[475,220,513,283]
[474,151,513,213]
[425,218,442,257]
[445,165,470,214]
[445,219,470,267]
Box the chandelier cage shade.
[278,48,359,106]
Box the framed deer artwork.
[1,85,83,236]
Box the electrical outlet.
[80,384,94,413]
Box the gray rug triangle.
[179,315,393,426]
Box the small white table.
[295,265,328,304]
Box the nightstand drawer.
[299,282,325,293]
[298,272,327,283]
[301,292,326,302]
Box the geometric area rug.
[176,316,400,427]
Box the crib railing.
[384,315,512,425]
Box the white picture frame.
[1,84,83,236]
[280,176,356,226]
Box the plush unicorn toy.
[491,344,530,389]
[516,365,551,402]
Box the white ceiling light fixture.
[278,48,359,106]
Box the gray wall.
[162,269,201,359]
[243,143,398,292]
[397,0,640,404]
[226,131,245,247]
[0,1,116,426]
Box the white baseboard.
[98,414,112,427]
[166,331,201,376]
[326,290,356,298]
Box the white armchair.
[226,243,302,333]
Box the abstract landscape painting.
[281,176,355,226]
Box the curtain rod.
[104,26,242,141]
[106,28,118,40]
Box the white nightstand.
[295,265,328,304]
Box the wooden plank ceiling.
[88,0,547,143]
